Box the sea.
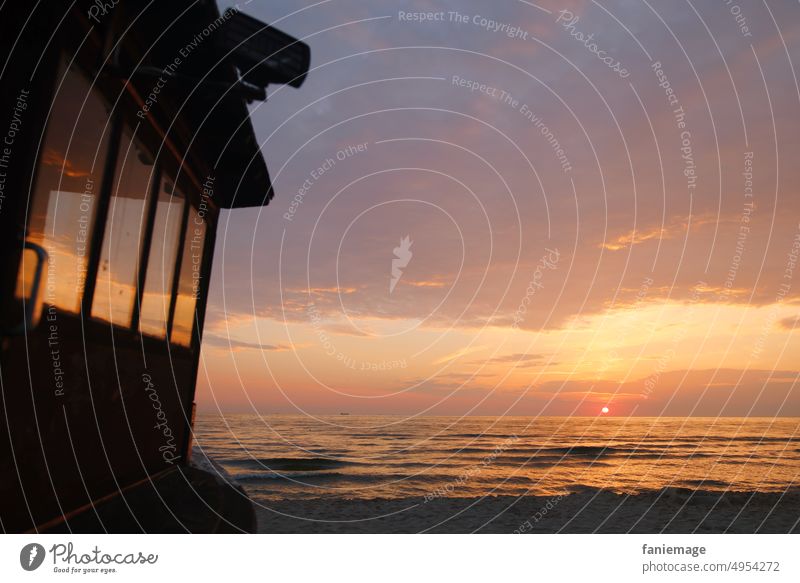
[193,415,800,501]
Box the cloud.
[204,335,296,353]
[41,148,90,178]
[778,316,800,331]
[287,286,359,295]
[321,322,375,336]
[600,214,725,251]
[401,279,448,289]
[469,352,547,366]
[431,345,490,365]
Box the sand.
[253,487,800,533]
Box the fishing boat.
[0,0,309,533]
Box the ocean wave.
[490,455,615,466]
[235,471,453,485]
[427,444,671,456]
[446,433,521,439]
[425,447,499,454]
[224,457,356,472]
[234,471,351,482]
[655,436,799,443]
[677,479,730,488]
[535,446,618,457]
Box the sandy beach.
[254,488,800,533]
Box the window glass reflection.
[18,59,110,313]
[171,207,206,347]
[139,178,183,337]
[91,128,154,326]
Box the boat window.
[139,177,184,337]
[91,127,155,327]
[17,58,111,313]
[170,206,206,347]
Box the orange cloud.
[288,286,358,295]
[41,148,90,178]
[778,316,800,331]
[204,334,299,353]
[600,214,727,251]
[401,279,447,288]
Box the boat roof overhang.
[107,0,308,209]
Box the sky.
[197,0,800,417]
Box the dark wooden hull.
[0,0,293,532]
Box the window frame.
[166,201,191,340]
[130,160,164,333]
[87,123,159,328]
[135,172,187,339]
[168,201,210,348]
[21,55,117,316]
[40,52,216,349]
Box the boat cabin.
[0,0,309,532]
